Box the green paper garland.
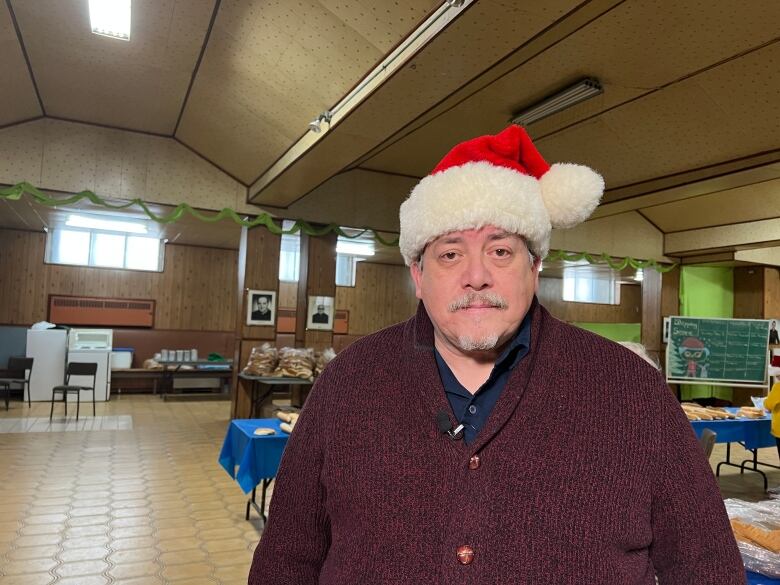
[0,181,676,272]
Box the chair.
[698,428,717,460]
[0,357,33,410]
[50,362,98,421]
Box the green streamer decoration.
[0,181,399,246]
[545,249,677,273]
[0,181,677,272]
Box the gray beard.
[456,333,500,352]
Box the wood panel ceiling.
[0,0,778,263]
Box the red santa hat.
[399,125,604,265]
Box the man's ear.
[410,262,424,300]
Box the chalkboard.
[666,317,770,388]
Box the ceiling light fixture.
[66,214,146,234]
[89,0,131,41]
[302,0,474,135]
[510,78,602,127]
[308,110,333,134]
[633,269,644,282]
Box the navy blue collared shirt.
[434,310,532,444]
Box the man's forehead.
[430,227,523,246]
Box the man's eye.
[494,248,511,257]
[441,252,458,260]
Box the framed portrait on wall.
[247,290,276,326]
[307,296,334,331]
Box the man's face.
[410,226,539,356]
[317,305,325,314]
[258,297,268,312]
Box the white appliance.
[26,329,67,401]
[67,329,113,402]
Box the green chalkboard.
[666,317,770,387]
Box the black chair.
[0,357,33,411]
[50,362,98,421]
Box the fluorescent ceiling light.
[510,78,602,127]
[336,240,375,256]
[89,0,131,41]
[66,214,147,234]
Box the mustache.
[448,291,508,312]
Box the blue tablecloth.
[747,570,780,584]
[218,418,289,493]
[690,408,774,450]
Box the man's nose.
[460,255,493,290]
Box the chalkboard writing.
[666,317,770,387]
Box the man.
[311,304,329,324]
[249,126,744,583]
[770,320,779,345]
[251,295,271,321]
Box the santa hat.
[398,125,604,265]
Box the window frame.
[45,227,165,273]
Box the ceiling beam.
[665,218,780,256]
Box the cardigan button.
[468,455,480,470]
[456,545,474,565]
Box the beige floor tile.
[112,577,165,585]
[207,549,254,567]
[110,536,159,551]
[165,579,218,585]
[107,547,160,564]
[5,544,60,560]
[108,559,163,579]
[111,525,156,539]
[114,506,151,518]
[213,564,250,582]
[61,534,111,549]
[158,548,208,566]
[197,527,243,541]
[110,516,150,528]
[18,523,65,536]
[56,576,109,585]
[55,559,110,577]
[155,526,198,540]
[156,536,202,552]
[1,557,58,575]
[112,498,149,509]
[68,514,111,527]
[65,525,108,538]
[160,562,214,581]
[58,546,109,562]
[13,533,62,547]
[0,573,56,585]
[202,538,248,554]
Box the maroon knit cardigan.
[249,302,745,584]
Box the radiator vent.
[49,295,155,327]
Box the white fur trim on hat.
[539,163,604,229]
[399,161,551,265]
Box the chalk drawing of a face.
[678,337,710,377]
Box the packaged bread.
[738,406,765,419]
[315,348,336,377]
[273,347,315,380]
[242,343,278,377]
[731,518,780,553]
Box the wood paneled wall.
[641,269,662,356]
[302,232,337,351]
[241,227,282,340]
[536,277,641,323]
[661,267,680,319]
[0,229,237,330]
[278,282,298,308]
[336,262,418,336]
[764,268,780,318]
[734,266,765,318]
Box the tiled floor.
[0,396,262,585]
[1,394,779,584]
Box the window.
[47,228,163,272]
[335,230,375,287]
[562,271,621,305]
[279,220,300,282]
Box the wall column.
[230,225,282,419]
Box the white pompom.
[539,163,604,229]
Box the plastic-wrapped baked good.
[315,348,336,377]
[273,347,314,380]
[242,343,278,376]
